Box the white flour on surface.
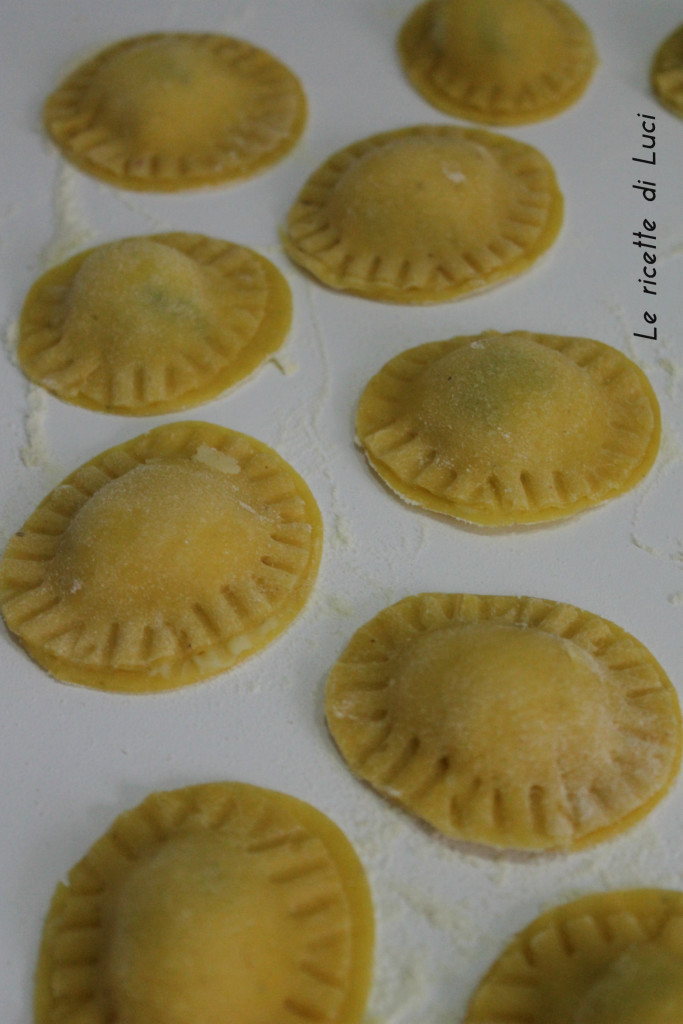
[20,385,50,469]
[41,162,96,269]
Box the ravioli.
[284,125,562,304]
[34,782,374,1024]
[0,422,322,692]
[325,593,681,852]
[652,23,683,117]
[356,330,660,526]
[43,32,307,190]
[399,0,597,125]
[464,889,683,1023]
[17,233,292,415]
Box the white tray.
[1,2,682,1020]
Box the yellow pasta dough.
[325,593,681,852]
[464,889,683,1023]
[35,782,374,1024]
[17,233,292,415]
[399,0,597,125]
[0,422,322,692]
[43,32,307,190]
[284,125,563,304]
[356,330,661,526]
[652,23,683,117]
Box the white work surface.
[1,1,683,1020]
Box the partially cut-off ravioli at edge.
[325,593,681,852]
[284,125,563,304]
[652,23,683,118]
[35,782,374,1024]
[465,889,683,1024]
[356,330,661,526]
[0,422,322,693]
[18,233,292,415]
[398,0,597,125]
[43,32,307,191]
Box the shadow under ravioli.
[399,0,597,125]
[18,233,292,415]
[325,593,681,852]
[284,125,563,304]
[0,421,322,692]
[43,32,307,191]
[35,782,374,1024]
[356,330,661,525]
[464,889,683,1023]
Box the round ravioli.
[652,23,683,118]
[283,125,563,304]
[17,233,292,415]
[325,593,681,852]
[398,0,597,125]
[465,889,683,1023]
[43,32,307,191]
[35,782,374,1024]
[0,422,322,693]
[356,330,661,526]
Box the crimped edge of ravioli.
[17,233,292,415]
[34,782,374,1024]
[651,23,683,117]
[464,888,683,1023]
[325,593,682,852]
[355,331,661,526]
[0,422,322,693]
[43,33,307,191]
[283,125,563,304]
[398,0,597,126]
